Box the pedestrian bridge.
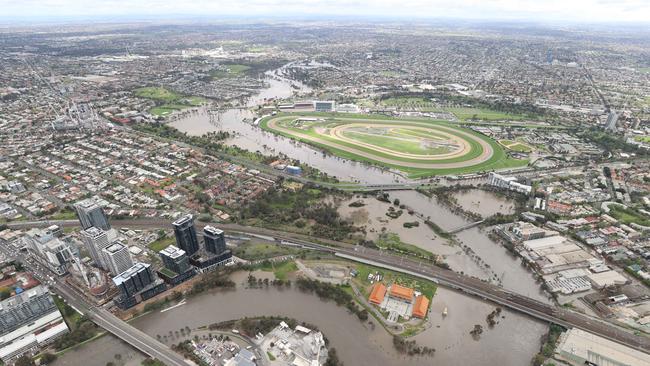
[447,220,485,234]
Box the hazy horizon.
[1,0,649,25]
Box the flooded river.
[55,272,545,366]
[54,64,553,366]
[55,189,549,366]
[168,65,405,184]
[342,190,551,304]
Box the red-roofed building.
[389,284,414,301]
[369,283,387,305]
[412,295,430,318]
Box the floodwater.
[364,190,551,303]
[54,65,552,365]
[55,272,546,366]
[168,65,406,184]
[453,189,516,217]
[52,332,146,366]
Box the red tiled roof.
[412,295,430,318]
[389,284,414,301]
[368,282,387,305]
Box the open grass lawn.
[376,233,435,260]
[379,70,403,77]
[232,241,299,261]
[499,139,533,153]
[135,87,206,116]
[507,143,532,153]
[610,206,650,227]
[50,209,77,220]
[341,130,449,155]
[634,136,650,143]
[148,236,176,252]
[257,260,299,281]
[392,128,447,140]
[639,67,650,74]
[379,97,534,120]
[446,107,531,121]
[211,64,252,79]
[135,87,181,102]
[352,262,437,300]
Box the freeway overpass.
[0,239,189,366]
[8,218,650,355]
[54,282,189,366]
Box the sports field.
[135,87,206,117]
[499,139,533,153]
[261,113,526,177]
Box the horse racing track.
[261,114,522,178]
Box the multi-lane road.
[0,237,189,366]
[6,217,650,356]
[55,281,189,366]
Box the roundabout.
[261,113,524,177]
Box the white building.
[0,286,69,363]
[22,228,78,275]
[555,328,650,366]
[102,242,134,276]
[488,172,532,195]
[80,227,118,270]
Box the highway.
[0,240,190,366]
[55,281,190,366]
[7,218,650,355]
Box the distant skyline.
[1,0,649,24]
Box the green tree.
[0,287,11,300]
[40,353,57,364]
[14,355,35,366]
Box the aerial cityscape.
[1,1,650,365]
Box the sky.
[1,0,649,23]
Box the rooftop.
[172,213,193,226]
[203,225,223,236]
[81,226,105,238]
[389,284,414,301]
[159,244,186,259]
[74,197,101,210]
[412,295,430,318]
[104,242,125,254]
[557,328,650,366]
[368,282,386,305]
[112,262,150,286]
